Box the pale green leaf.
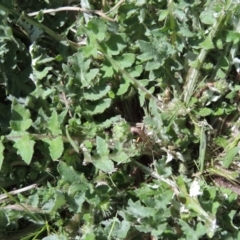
[128,65,143,77]
[96,136,109,156]
[92,157,114,173]
[85,68,99,82]
[83,233,95,240]
[48,110,62,135]
[200,10,216,25]
[68,184,86,213]
[136,0,146,6]
[13,134,35,165]
[44,136,64,160]
[58,161,85,183]
[158,9,169,21]
[116,79,130,96]
[117,220,131,238]
[199,36,214,50]
[197,108,212,116]
[179,219,199,240]
[114,53,135,69]
[101,61,114,78]
[126,200,156,218]
[84,85,111,101]
[85,98,112,115]
[110,151,130,164]
[226,31,240,44]
[42,190,66,213]
[223,146,240,168]
[35,66,52,80]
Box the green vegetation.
[1,0,240,239]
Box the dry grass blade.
[28,6,115,22]
[0,184,37,201]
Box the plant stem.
[183,8,227,104]
[97,42,164,111]
[28,6,115,22]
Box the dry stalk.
[0,184,37,201]
[28,6,115,22]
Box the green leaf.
[199,36,214,50]
[13,133,35,165]
[84,98,112,115]
[114,53,135,69]
[83,233,95,240]
[82,40,98,58]
[226,31,240,44]
[116,79,130,96]
[87,18,107,42]
[137,40,155,62]
[117,220,131,238]
[68,184,86,213]
[42,190,66,213]
[84,85,111,101]
[179,219,201,240]
[48,110,62,135]
[158,9,169,21]
[112,121,130,142]
[101,60,114,78]
[197,108,212,116]
[110,151,130,164]
[92,157,114,173]
[0,137,4,170]
[58,161,84,183]
[96,136,109,156]
[35,67,52,80]
[128,65,143,77]
[223,146,240,168]
[126,200,156,218]
[43,136,64,160]
[105,33,127,55]
[200,9,216,25]
[10,101,32,132]
[135,0,146,6]
[84,68,99,86]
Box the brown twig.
[130,126,148,142]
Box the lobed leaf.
[48,110,62,135]
[13,133,35,165]
[43,136,64,160]
[10,101,32,132]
